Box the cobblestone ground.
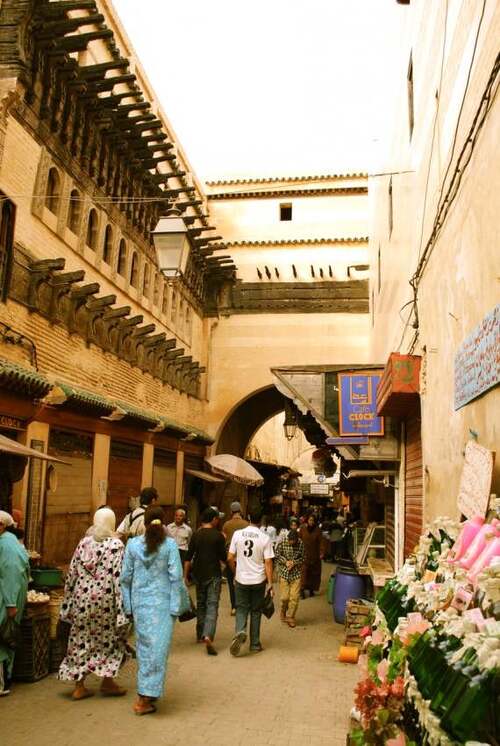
[5,569,359,746]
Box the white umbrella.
[0,433,66,463]
[205,454,264,486]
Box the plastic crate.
[12,614,50,682]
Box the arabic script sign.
[454,304,500,410]
[338,372,384,437]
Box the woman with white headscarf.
[0,510,29,696]
[58,507,129,700]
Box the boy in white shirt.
[227,510,274,656]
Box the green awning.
[0,358,52,398]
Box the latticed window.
[162,285,169,315]
[143,263,150,298]
[45,167,60,215]
[130,252,139,288]
[153,274,160,306]
[170,291,177,323]
[103,225,113,264]
[86,208,98,250]
[117,239,127,276]
[67,189,81,234]
[0,197,15,302]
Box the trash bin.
[333,566,365,623]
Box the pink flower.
[371,628,385,646]
[377,658,389,683]
[360,625,372,638]
[386,730,406,746]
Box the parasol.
[0,433,67,463]
[205,454,264,486]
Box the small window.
[103,225,113,264]
[86,208,98,250]
[45,167,60,215]
[388,178,393,237]
[143,263,150,298]
[0,197,15,302]
[280,202,292,221]
[185,306,192,342]
[153,274,160,306]
[67,188,81,233]
[130,252,139,288]
[161,285,169,315]
[171,290,177,324]
[117,239,127,276]
[407,53,414,139]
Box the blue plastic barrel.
[333,567,365,623]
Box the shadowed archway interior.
[215,386,285,457]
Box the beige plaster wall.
[369,0,500,520]
[246,411,310,467]
[206,312,370,439]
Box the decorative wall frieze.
[9,246,204,397]
[217,280,369,315]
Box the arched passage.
[215,385,285,456]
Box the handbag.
[257,589,275,620]
[0,616,20,649]
[178,582,197,623]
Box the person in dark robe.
[299,514,323,597]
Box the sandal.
[72,687,94,701]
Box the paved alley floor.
[4,571,359,746]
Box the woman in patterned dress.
[120,506,183,716]
[58,508,128,700]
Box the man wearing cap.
[166,508,193,565]
[184,507,227,656]
[222,502,248,616]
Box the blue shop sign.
[338,372,384,437]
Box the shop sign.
[0,413,25,431]
[454,304,500,410]
[338,373,384,437]
[457,440,494,519]
[326,436,369,446]
[310,483,329,495]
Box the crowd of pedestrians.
[0,491,339,711]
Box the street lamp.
[152,213,191,278]
[283,399,298,441]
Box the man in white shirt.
[227,510,274,656]
[116,487,158,540]
[166,508,193,563]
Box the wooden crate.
[344,598,374,649]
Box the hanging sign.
[338,372,384,437]
[454,304,500,410]
[457,440,494,519]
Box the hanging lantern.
[283,398,298,441]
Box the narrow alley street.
[4,571,358,746]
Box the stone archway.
[215,385,285,456]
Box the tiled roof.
[207,186,367,200]
[220,237,369,247]
[57,382,115,414]
[0,358,51,397]
[206,173,368,186]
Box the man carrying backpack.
[116,487,159,540]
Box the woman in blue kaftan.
[0,511,29,695]
[121,505,184,715]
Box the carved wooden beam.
[52,30,114,53]
[115,101,150,115]
[79,59,129,80]
[35,13,105,40]
[39,1,98,17]
[86,91,143,109]
[192,236,223,246]
[187,226,217,236]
